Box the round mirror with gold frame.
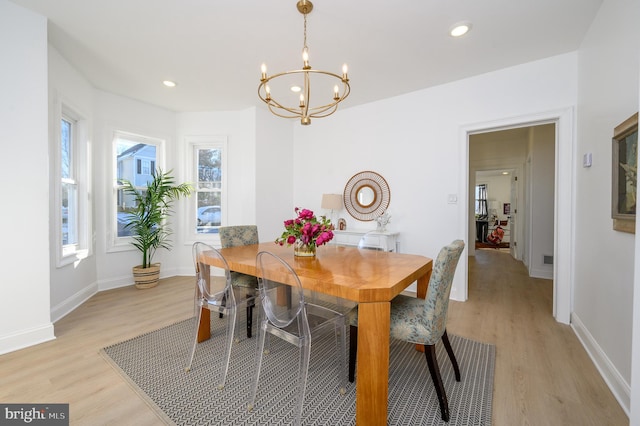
[343,171,390,221]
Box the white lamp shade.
[321,194,343,210]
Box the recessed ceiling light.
[290,85,301,93]
[502,171,509,175]
[450,22,471,37]
[162,80,177,88]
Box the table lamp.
[321,193,343,226]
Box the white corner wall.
[48,45,98,322]
[0,0,54,354]
[572,0,639,416]
[255,107,295,242]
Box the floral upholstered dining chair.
[348,239,465,422]
[219,225,260,338]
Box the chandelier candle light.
[258,0,350,125]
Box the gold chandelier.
[258,0,350,125]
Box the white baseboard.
[571,312,630,416]
[175,267,194,277]
[529,267,553,279]
[98,274,135,291]
[0,323,55,356]
[98,266,190,292]
[50,281,99,323]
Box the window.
[189,136,227,235]
[61,117,78,247]
[113,131,162,242]
[475,184,488,217]
[55,102,90,266]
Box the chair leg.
[424,344,450,422]
[293,339,312,426]
[441,330,460,381]
[348,325,358,383]
[247,317,268,413]
[335,319,347,394]
[246,296,254,338]
[218,306,236,389]
[185,305,204,372]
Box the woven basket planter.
[133,263,161,289]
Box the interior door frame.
[459,107,574,324]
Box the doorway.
[474,169,516,255]
[459,108,574,324]
[469,124,555,276]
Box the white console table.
[332,229,400,252]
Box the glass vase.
[294,240,316,258]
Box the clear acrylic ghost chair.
[220,225,259,338]
[348,239,465,422]
[248,251,347,425]
[185,242,256,389]
[357,230,389,251]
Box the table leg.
[197,264,211,342]
[197,308,210,342]
[356,301,390,426]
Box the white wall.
[0,0,54,354]
[47,46,98,322]
[293,52,578,303]
[255,107,295,243]
[572,0,639,416]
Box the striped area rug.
[101,315,494,425]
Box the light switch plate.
[583,152,592,167]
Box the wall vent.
[543,255,554,265]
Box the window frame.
[53,98,91,267]
[109,130,165,252]
[187,135,228,241]
[475,183,488,217]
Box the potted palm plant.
[121,168,192,288]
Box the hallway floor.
[447,249,628,425]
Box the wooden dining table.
[198,242,433,426]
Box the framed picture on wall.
[503,203,510,215]
[612,112,638,233]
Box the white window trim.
[53,96,91,267]
[108,130,166,252]
[186,135,228,245]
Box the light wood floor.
[0,250,629,425]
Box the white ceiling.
[10,0,602,113]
